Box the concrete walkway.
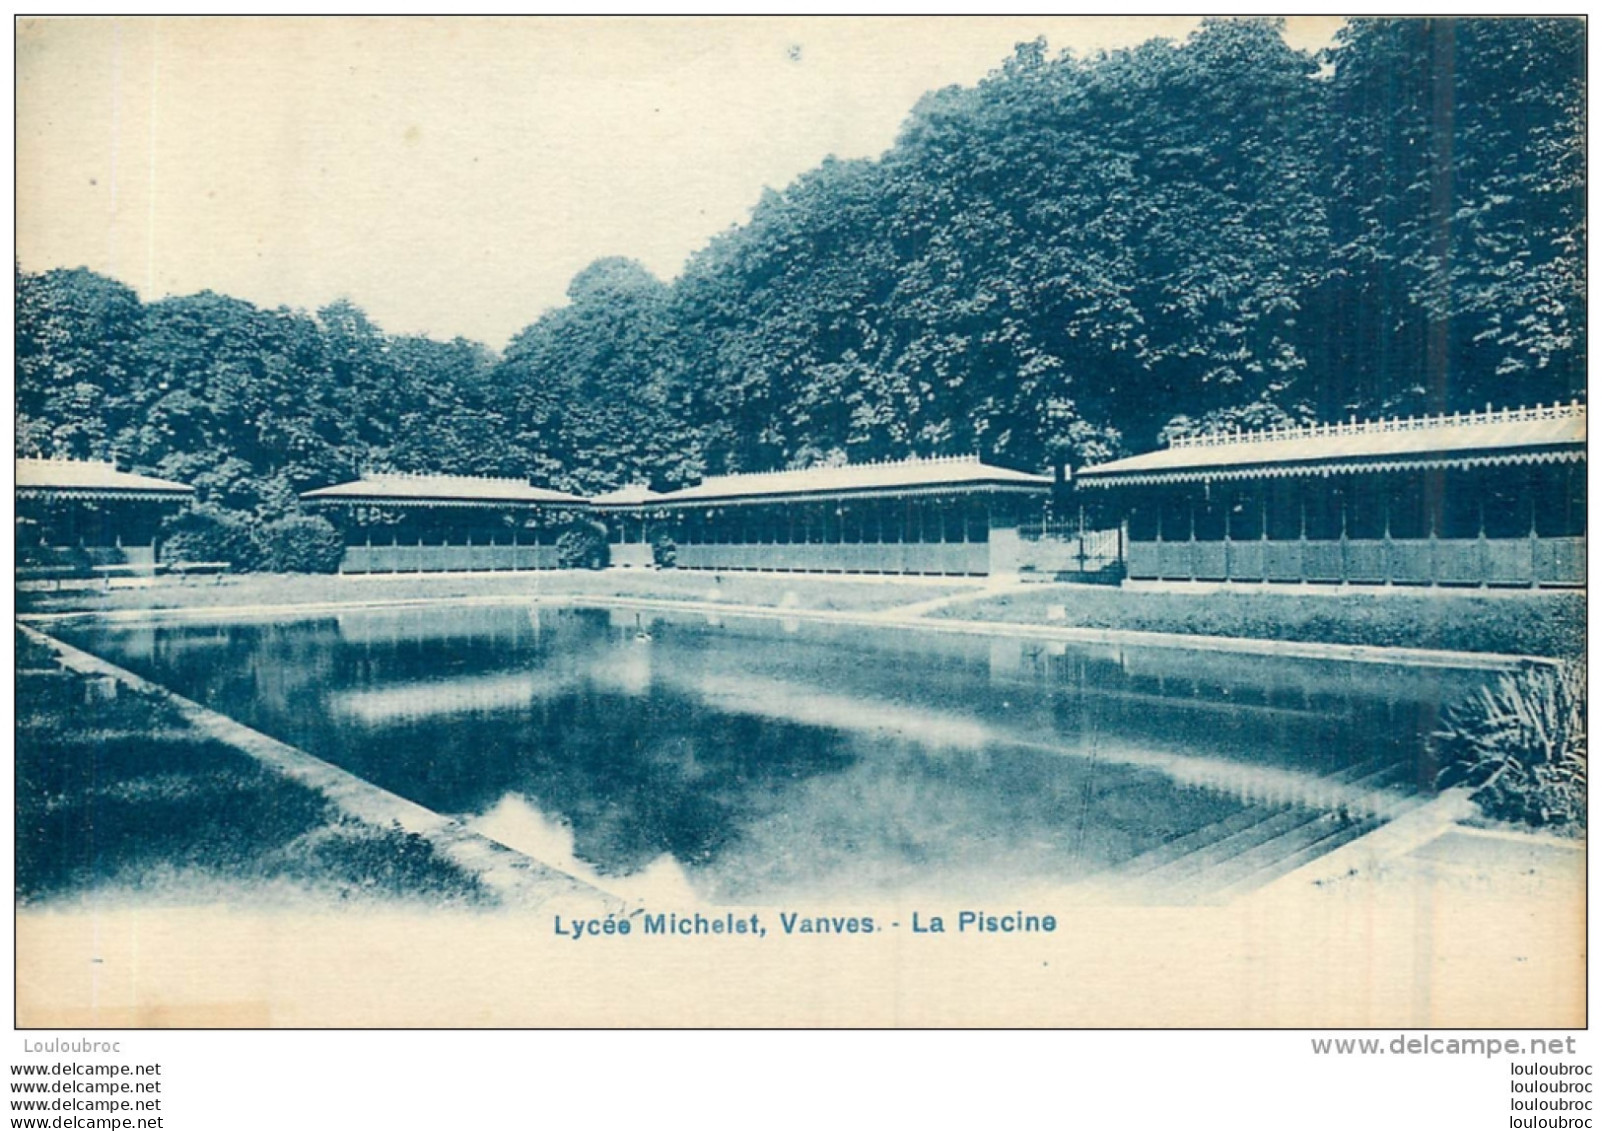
[872,577,1038,619]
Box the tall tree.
[1319,18,1585,416]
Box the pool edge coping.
[18,591,1542,671]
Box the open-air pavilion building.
[16,457,195,572]
[301,473,590,573]
[591,483,669,568]
[605,454,1054,577]
[1076,402,1586,588]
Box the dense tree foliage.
[16,18,1584,542]
[1316,18,1585,417]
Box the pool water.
[57,605,1491,904]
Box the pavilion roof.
[641,454,1053,507]
[590,483,668,506]
[1077,402,1587,488]
[301,473,586,508]
[16,458,195,501]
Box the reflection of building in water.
[16,458,195,573]
[330,671,583,723]
[595,454,1053,578]
[989,636,1024,677]
[301,472,588,573]
[603,609,657,695]
[664,667,1411,818]
[1078,402,1585,587]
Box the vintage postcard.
[13,16,1585,1041]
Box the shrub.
[16,535,92,572]
[15,517,44,561]
[651,531,678,569]
[159,504,260,569]
[1432,660,1587,834]
[258,514,345,573]
[555,521,610,570]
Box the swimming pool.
[55,604,1491,904]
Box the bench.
[91,563,149,580]
[16,564,94,591]
[166,561,231,582]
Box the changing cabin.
[301,473,589,574]
[603,454,1053,577]
[16,457,195,575]
[1075,402,1586,588]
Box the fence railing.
[1166,399,1585,450]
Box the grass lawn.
[937,583,1585,659]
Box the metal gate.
[1016,520,1125,582]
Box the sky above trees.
[17,16,1344,348]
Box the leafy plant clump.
[257,514,345,573]
[1433,660,1587,835]
[158,507,345,573]
[158,503,262,569]
[651,531,677,569]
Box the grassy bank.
[936,584,1585,659]
[15,628,488,907]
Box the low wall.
[610,543,654,569]
[672,541,990,576]
[339,544,561,574]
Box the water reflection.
[58,605,1491,903]
[469,794,700,905]
[331,670,585,723]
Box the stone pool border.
[1252,791,1585,901]
[17,621,620,913]
[1250,788,1478,896]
